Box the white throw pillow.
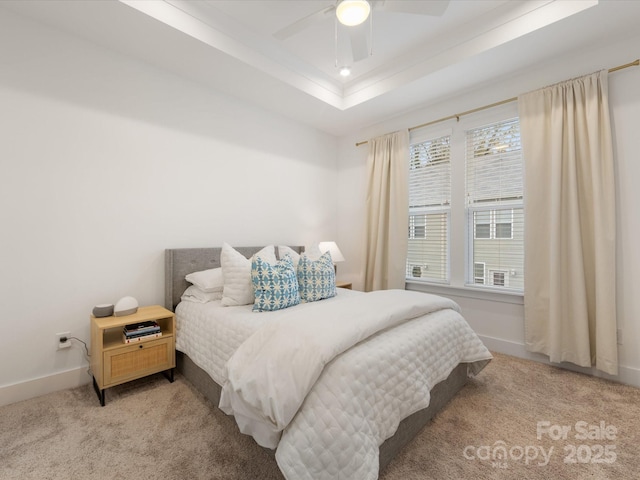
[278,245,322,268]
[221,243,276,306]
[305,243,323,260]
[278,245,301,268]
[185,267,224,293]
[181,285,222,303]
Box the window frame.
[406,102,524,299]
[407,128,452,285]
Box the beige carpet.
[1,353,638,479]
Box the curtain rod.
[355,59,639,147]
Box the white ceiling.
[3,0,640,136]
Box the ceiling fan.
[274,0,451,64]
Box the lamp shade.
[318,241,345,263]
[336,0,370,26]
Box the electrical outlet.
[56,331,71,350]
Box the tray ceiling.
[2,0,639,135]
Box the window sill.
[405,280,524,305]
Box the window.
[495,210,513,239]
[466,118,523,291]
[473,211,491,239]
[473,209,514,240]
[409,215,427,239]
[473,262,486,285]
[406,108,524,294]
[489,270,508,287]
[407,134,450,283]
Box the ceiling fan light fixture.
[336,0,371,27]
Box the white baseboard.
[479,334,640,389]
[0,366,92,407]
[2,337,637,408]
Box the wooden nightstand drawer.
[104,337,173,386]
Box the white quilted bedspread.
[175,289,360,385]
[176,289,491,480]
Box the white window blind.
[465,118,524,291]
[407,135,450,282]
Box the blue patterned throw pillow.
[252,254,300,312]
[297,251,337,302]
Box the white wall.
[0,8,339,404]
[2,7,638,406]
[337,31,640,387]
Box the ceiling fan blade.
[274,4,336,41]
[379,0,450,16]
[348,24,369,62]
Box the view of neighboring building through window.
[466,118,524,291]
[406,114,524,293]
[407,134,450,282]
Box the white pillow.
[278,245,301,268]
[185,267,224,293]
[277,245,322,268]
[221,243,276,306]
[304,243,323,260]
[181,285,222,303]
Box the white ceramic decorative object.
[114,296,139,317]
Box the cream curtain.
[518,70,618,375]
[363,130,409,291]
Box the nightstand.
[90,305,175,406]
[336,281,352,290]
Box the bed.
[165,245,492,479]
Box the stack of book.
[122,320,162,344]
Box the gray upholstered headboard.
[164,246,303,311]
